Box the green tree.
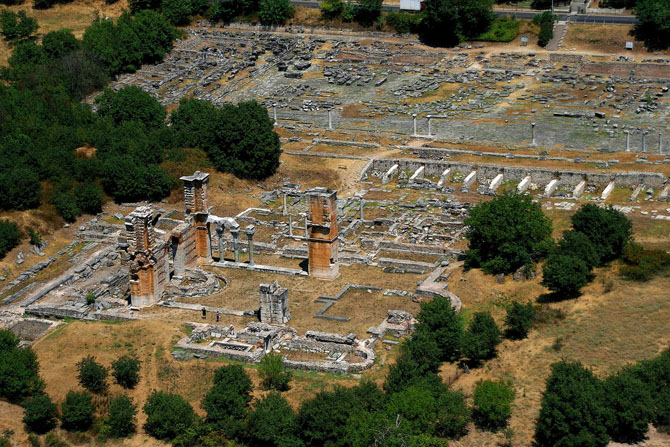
[42,29,79,59]
[111,355,141,389]
[603,368,654,443]
[0,10,38,42]
[258,0,295,25]
[52,192,80,223]
[465,194,553,275]
[170,97,219,148]
[23,395,58,434]
[570,204,632,264]
[472,380,515,431]
[162,0,193,25]
[541,254,593,297]
[433,388,470,439]
[633,0,670,50]
[355,0,382,26]
[415,296,463,362]
[419,0,494,46]
[320,0,344,19]
[95,86,166,129]
[400,331,443,373]
[0,220,21,259]
[259,353,292,392]
[535,361,612,447]
[203,365,253,435]
[383,356,435,395]
[144,391,197,440]
[461,311,501,364]
[0,167,41,210]
[247,392,301,447]
[107,394,137,438]
[61,391,94,431]
[0,330,44,403]
[554,230,600,269]
[537,16,554,47]
[128,0,162,13]
[297,381,385,447]
[504,301,534,340]
[74,183,103,215]
[76,355,108,394]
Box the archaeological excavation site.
[1,4,670,447]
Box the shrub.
[203,365,253,434]
[400,331,443,373]
[473,380,515,431]
[107,395,137,438]
[259,353,292,391]
[603,368,654,443]
[474,17,520,42]
[111,356,141,389]
[433,389,471,439]
[620,241,670,281]
[162,0,193,25]
[61,391,94,431]
[0,330,44,403]
[461,311,501,364]
[0,10,38,42]
[320,0,343,19]
[342,1,356,21]
[541,254,593,298]
[354,0,382,27]
[571,204,632,265]
[23,395,58,434]
[247,392,299,447]
[128,0,162,13]
[0,220,21,259]
[258,0,295,25]
[385,11,421,34]
[144,391,197,440]
[74,184,103,216]
[465,194,553,275]
[538,19,553,47]
[52,192,80,223]
[76,356,108,394]
[415,296,463,362]
[535,361,612,447]
[95,86,166,129]
[419,0,494,46]
[554,230,601,270]
[0,167,41,210]
[633,0,670,50]
[504,301,535,339]
[42,29,79,59]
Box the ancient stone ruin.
[306,187,339,280]
[259,280,290,324]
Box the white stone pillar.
[359,199,364,221]
[273,104,278,126]
[531,122,537,146]
[412,114,417,136]
[230,227,240,263]
[328,109,333,130]
[659,134,663,155]
[216,224,224,261]
[642,131,648,153]
[625,130,630,152]
[282,193,287,215]
[245,225,255,265]
[427,115,432,136]
[288,215,293,237]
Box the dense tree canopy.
[61,391,95,431]
[0,220,21,260]
[414,296,463,362]
[570,204,632,265]
[541,254,593,297]
[258,0,295,25]
[0,329,44,403]
[419,0,494,46]
[504,301,535,340]
[633,0,670,50]
[76,355,108,394]
[472,380,515,431]
[246,392,300,447]
[461,311,501,364]
[465,194,553,274]
[107,395,138,438]
[23,394,58,434]
[144,391,198,441]
[111,355,141,389]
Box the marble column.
[230,227,240,263]
[245,225,255,266]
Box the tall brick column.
[306,187,339,280]
[180,171,211,260]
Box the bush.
[415,296,463,362]
[203,365,253,434]
[162,0,193,25]
[0,167,41,210]
[0,10,38,42]
[258,0,295,25]
[433,389,471,439]
[461,311,501,364]
[61,391,94,431]
[554,230,600,270]
[74,184,103,216]
[23,395,58,434]
[531,0,551,8]
[128,0,162,13]
[111,356,141,389]
[400,331,443,373]
[0,220,21,259]
[259,353,292,391]
[107,395,137,438]
[247,392,300,447]
[571,204,632,265]
[354,0,382,26]
[473,380,515,431]
[342,1,356,21]
[535,361,612,447]
[76,356,108,394]
[52,192,80,223]
[620,241,670,281]
[541,254,593,298]
[604,368,654,443]
[419,0,494,46]
[633,0,670,50]
[144,391,198,440]
[465,194,553,275]
[42,29,79,59]
[320,0,343,19]
[504,301,534,340]
[538,19,553,47]
[474,17,520,42]
[385,11,421,33]
[95,86,166,129]
[0,329,44,403]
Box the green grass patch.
[474,17,520,42]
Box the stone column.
[273,104,278,126]
[328,109,333,130]
[216,224,224,261]
[412,114,417,136]
[642,131,648,153]
[282,193,288,215]
[531,122,537,146]
[288,215,293,237]
[427,115,432,136]
[659,133,663,155]
[230,227,240,263]
[625,130,630,152]
[245,225,255,266]
[359,199,364,221]
[303,213,308,238]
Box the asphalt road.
[290,1,638,25]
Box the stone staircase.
[546,21,568,51]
